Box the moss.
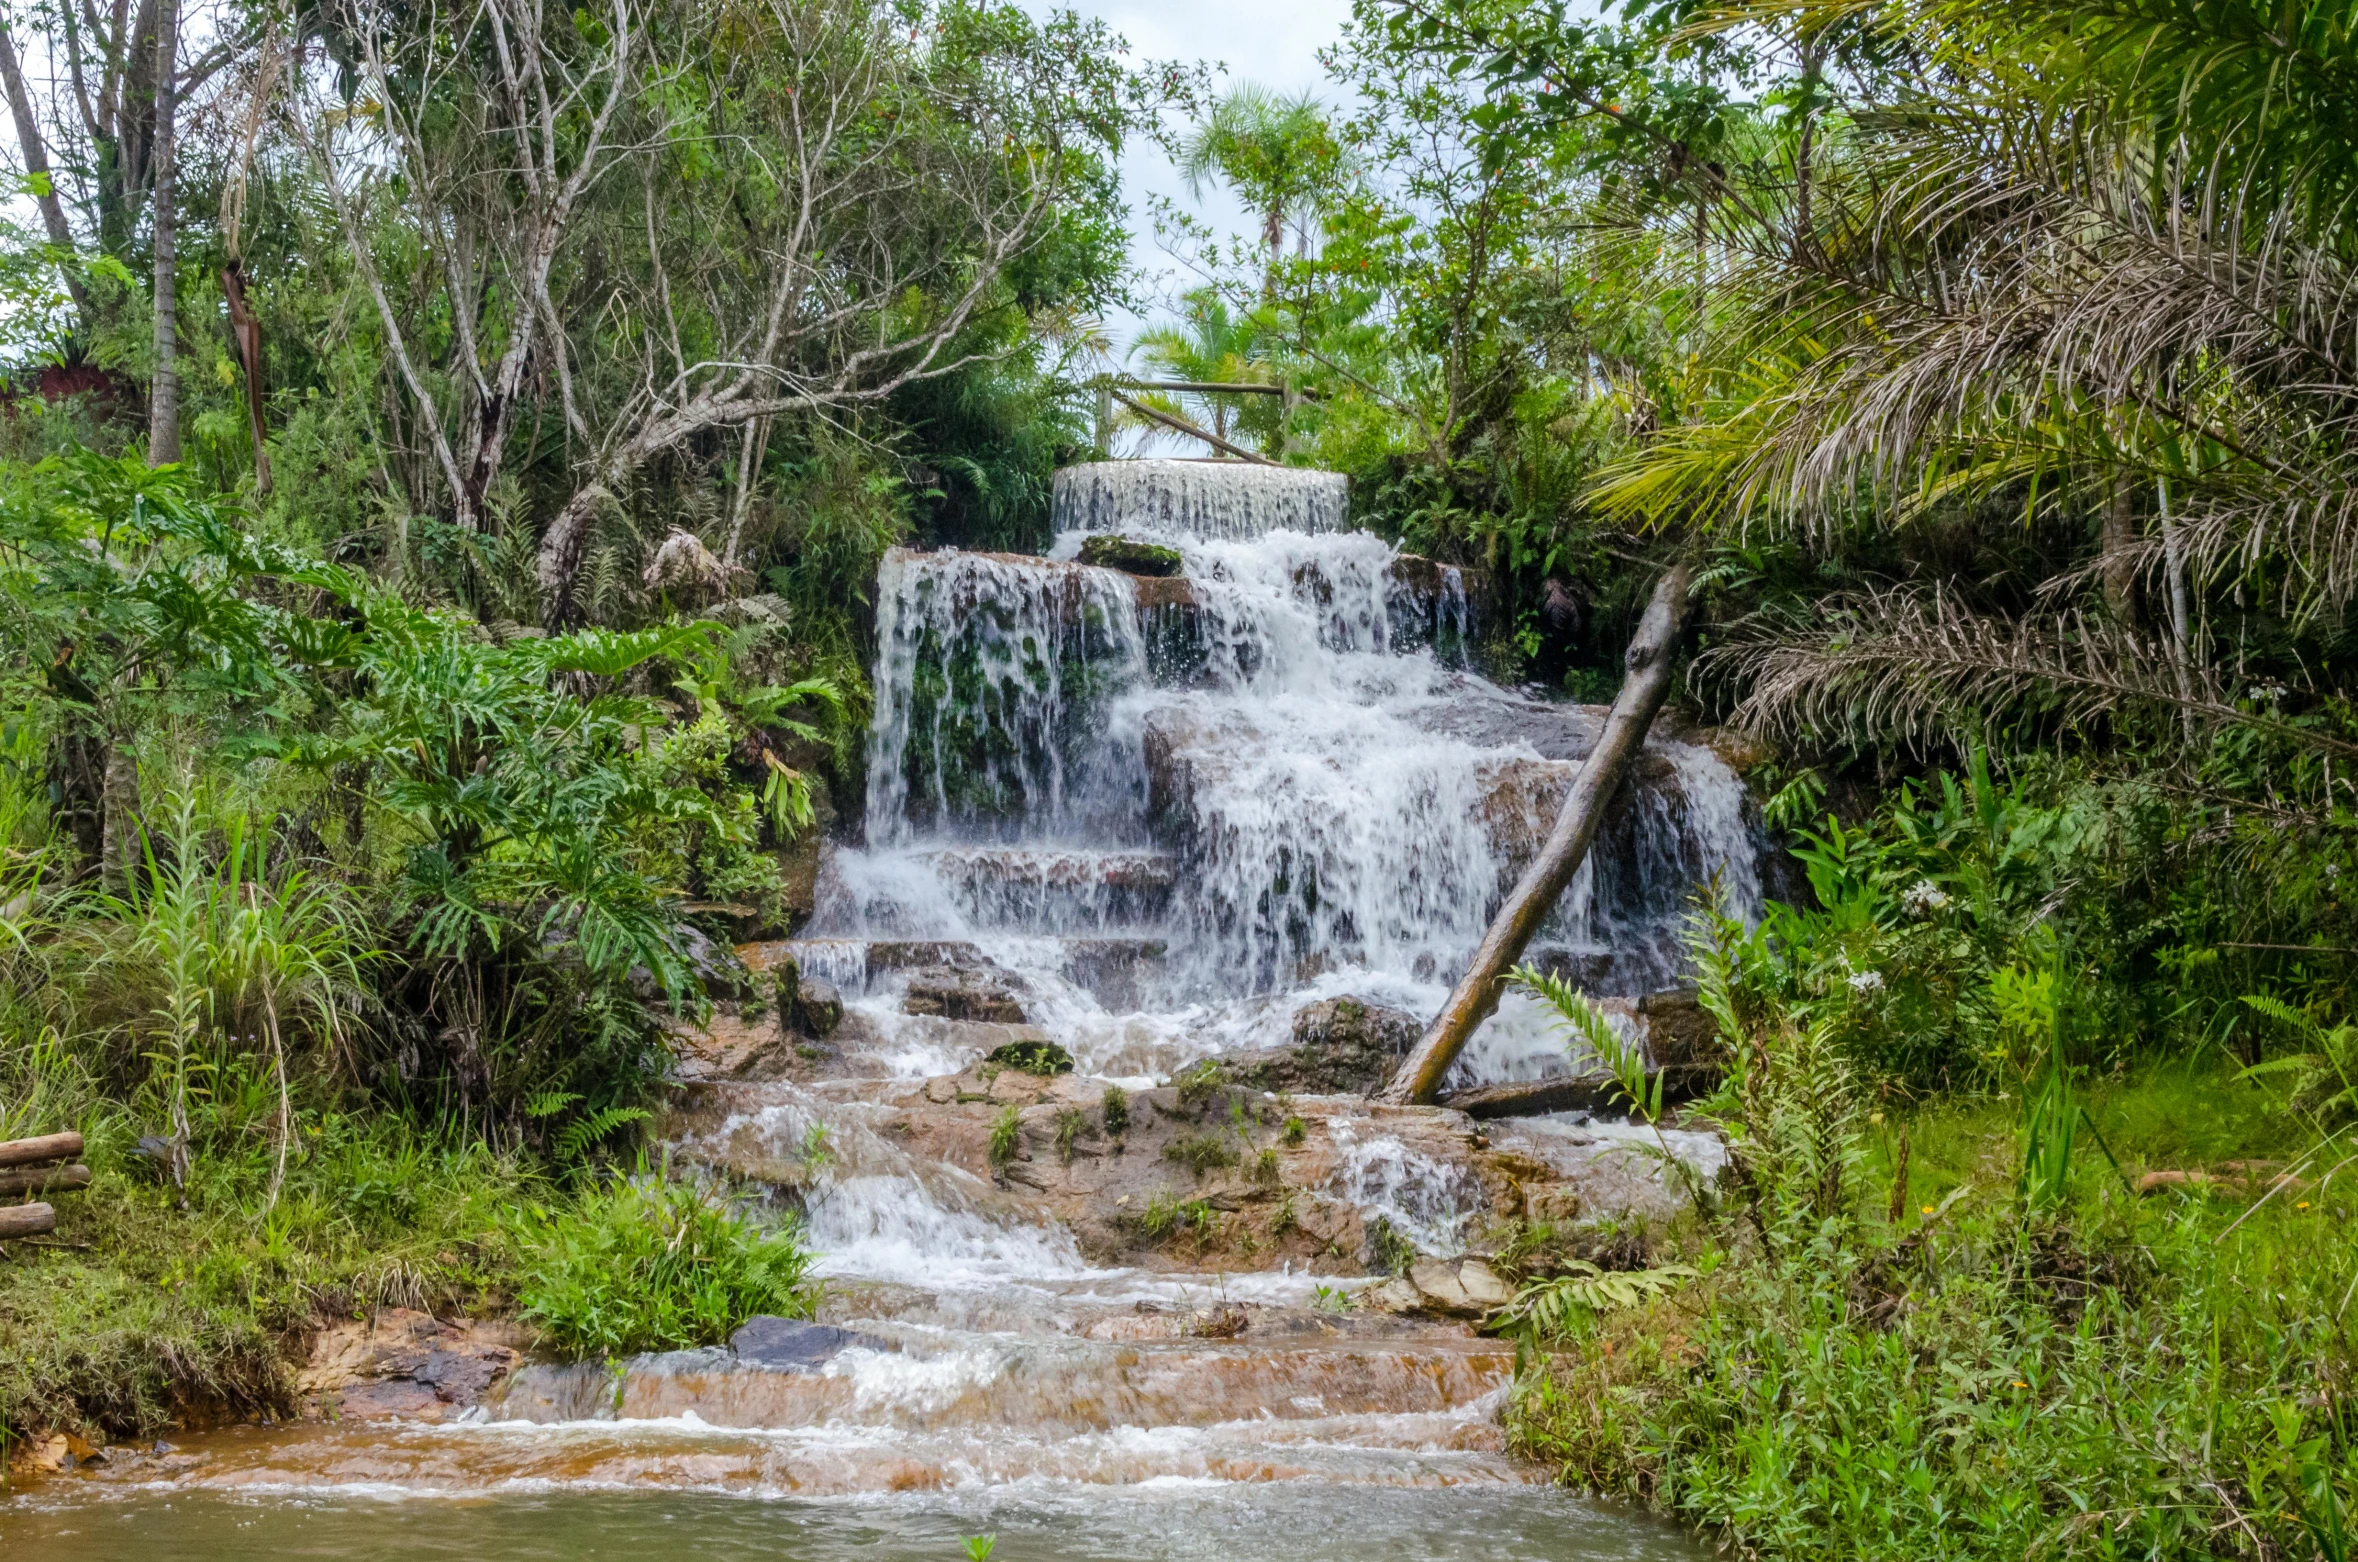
[984,1037,1073,1076]
[1076,533,1184,577]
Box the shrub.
[515,1176,814,1359]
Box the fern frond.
[1510,965,1662,1122]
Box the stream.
[2,459,1750,1560]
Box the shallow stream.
[2,460,1749,1560]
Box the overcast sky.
[1030,0,1358,350]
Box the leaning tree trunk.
[147,0,181,466]
[1381,563,1694,1105]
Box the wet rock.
[299,1308,525,1423]
[1366,1277,1428,1315]
[1406,1257,1513,1317]
[1640,987,1717,1073]
[729,1315,890,1370]
[903,965,1027,1024]
[1173,997,1420,1097]
[795,976,844,1038]
[1078,533,1184,577]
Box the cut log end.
[0,1202,58,1240]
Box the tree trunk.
[101,742,141,896]
[1381,563,1694,1105]
[146,0,180,465]
[0,20,91,322]
[2100,477,2140,627]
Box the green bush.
[515,1177,815,1360]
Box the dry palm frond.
[1701,587,2358,757]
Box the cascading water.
[818,457,1763,1086]
[7,462,1743,1550]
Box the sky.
[1029,0,1358,351]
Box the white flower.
[1847,969,1886,994]
[1901,880,1950,916]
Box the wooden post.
[0,1132,84,1168]
[1381,563,1695,1104]
[0,1203,57,1240]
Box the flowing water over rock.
[3,460,1741,1558]
[825,456,1761,1086]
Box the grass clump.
[988,1106,1023,1171]
[1053,1106,1092,1164]
[1100,1085,1129,1138]
[513,1176,814,1360]
[1163,1129,1239,1178]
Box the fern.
[1511,965,1662,1122]
[554,1104,652,1162]
[526,1089,585,1120]
[1493,1260,1699,1343]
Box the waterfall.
[1051,459,1348,540]
[821,459,1765,1084]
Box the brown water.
[0,1476,1699,1562]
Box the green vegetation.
[988,1106,1023,1172]
[513,1177,814,1360]
[1496,756,2358,1559]
[1100,1085,1131,1139]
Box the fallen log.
[1439,1074,1622,1120]
[1382,563,1695,1104]
[0,1202,57,1240]
[1440,1066,1718,1121]
[0,1163,91,1196]
[0,1132,83,1169]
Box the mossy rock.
[1078,534,1184,578]
[985,1037,1074,1076]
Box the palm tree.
[1177,84,1345,295]
[1582,0,2358,769]
[1125,289,1280,452]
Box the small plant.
[1365,1215,1417,1277]
[1252,1146,1281,1184]
[1311,1282,1355,1314]
[988,1106,1023,1171]
[1175,1058,1227,1111]
[1491,1260,1697,1345]
[963,1537,996,1562]
[1271,1188,1300,1234]
[515,1176,816,1359]
[1136,1192,1215,1241]
[1164,1129,1240,1177]
[1100,1084,1130,1137]
[797,1121,834,1173]
[1280,1114,1307,1145]
[1054,1105,1092,1164]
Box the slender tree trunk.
[146,0,180,465]
[0,20,91,321]
[2100,477,2140,627]
[1381,563,1695,1104]
[2158,475,2197,744]
[100,742,141,896]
